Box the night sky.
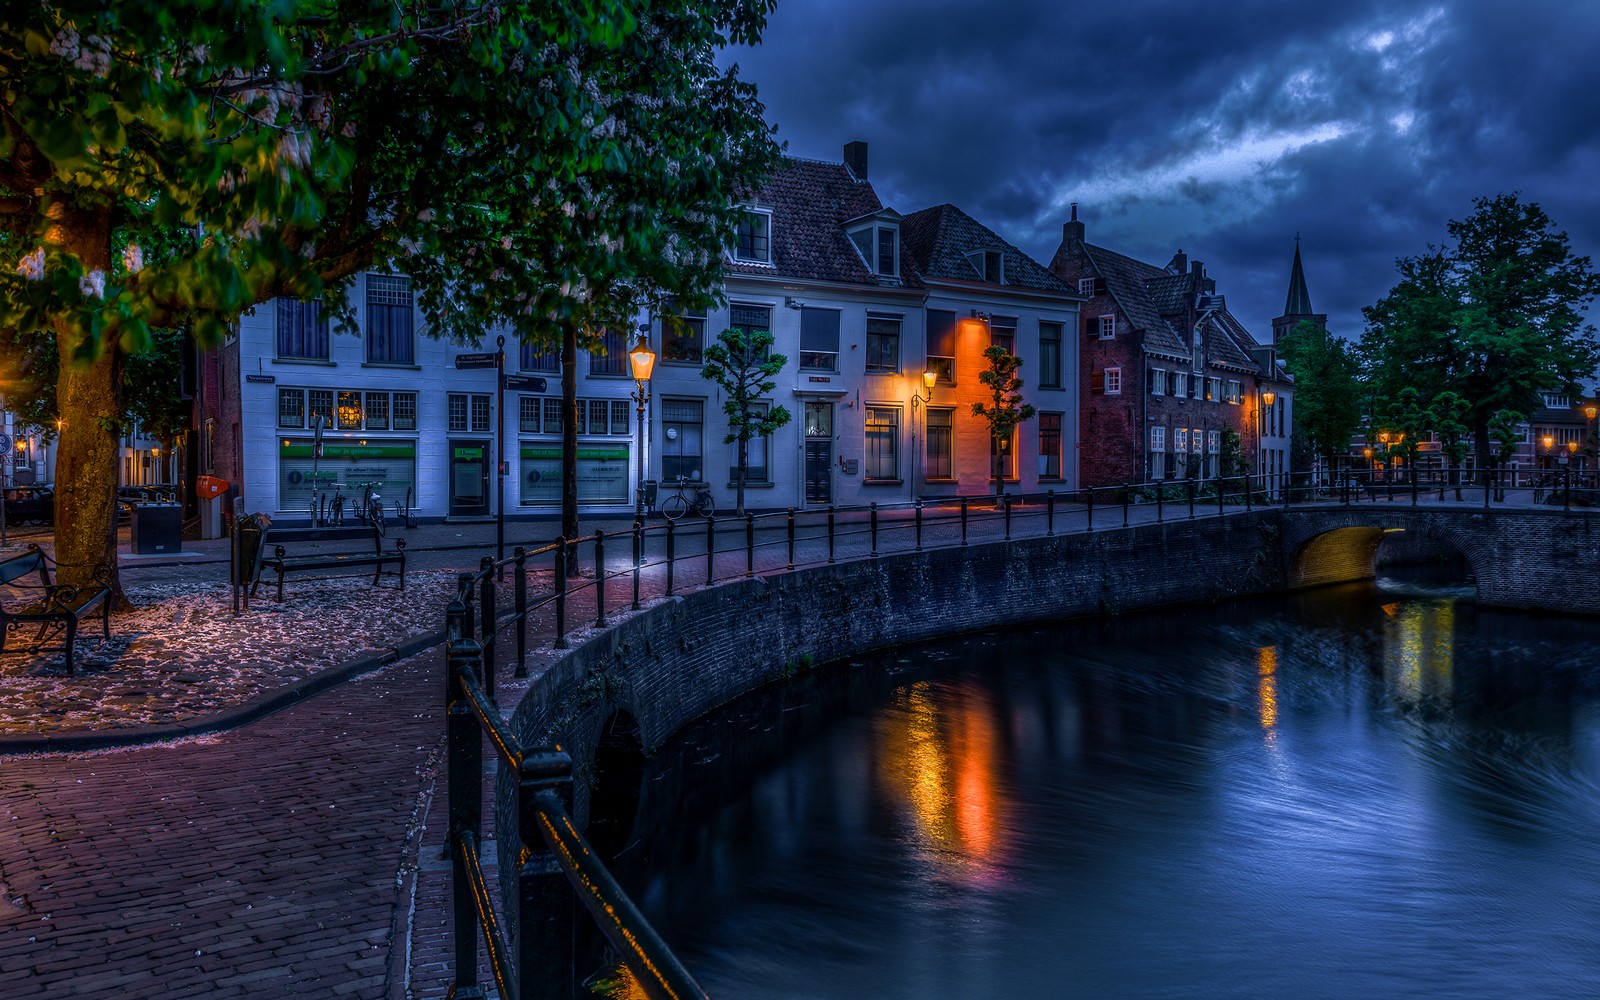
[726,1,1600,344]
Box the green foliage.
[971,345,1035,491]
[1488,409,1525,465]
[1277,320,1362,465]
[701,327,791,514]
[1430,391,1472,466]
[1218,428,1248,479]
[1361,194,1600,467]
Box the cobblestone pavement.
[0,493,1554,998]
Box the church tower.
[1271,238,1326,344]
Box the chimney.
[843,140,868,181]
[1063,202,1085,244]
[1169,249,1188,274]
[1191,259,1205,278]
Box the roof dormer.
[730,205,774,265]
[966,249,1004,284]
[845,207,903,280]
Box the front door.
[448,440,491,517]
[804,402,833,505]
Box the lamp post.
[1542,433,1555,470]
[1586,404,1597,477]
[628,334,657,526]
[910,368,937,496]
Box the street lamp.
[1542,433,1555,470]
[910,369,937,494]
[628,334,657,525]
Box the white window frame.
[1172,372,1188,397]
[1078,277,1096,295]
[1150,426,1166,481]
[1150,368,1167,396]
[732,208,773,265]
[1097,315,1116,340]
[1104,366,1122,395]
[966,249,1004,283]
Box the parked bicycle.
[351,481,385,535]
[659,476,714,520]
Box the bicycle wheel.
[691,493,714,517]
[661,494,688,520]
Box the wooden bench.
[250,523,406,602]
[0,545,112,675]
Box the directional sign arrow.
[502,374,548,392]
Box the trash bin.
[643,479,659,511]
[130,503,183,554]
[234,513,270,587]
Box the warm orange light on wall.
[1261,389,1275,407]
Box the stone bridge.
[1276,506,1600,614]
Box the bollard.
[594,530,607,627]
[1004,494,1013,540]
[1123,485,1130,528]
[1188,479,1196,519]
[870,502,879,557]
[828,507,837,563]
[1156,482,1163,523]
[632,524,643,610]
[553,541,568,650]
[746,512,755,578]
[1047,490,1055,536]
[705,516,716,585]
[514,546,528,678]
[960,497,969,546]
[914,500,924,551]
[665,520,676,596]
[1086,485,1094,533]
[787,508,796,570]
[479,556,496,701]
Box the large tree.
[1361,194,1600,477]
[0,0,779,592]
[1277,319,1362,473]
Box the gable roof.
[728,156,917,288]
[900,204,1070,294]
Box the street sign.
[502,374,547,392]
[454,352,499,370]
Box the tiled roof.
[1075,245,1191,359]
[900,204,1070,294]
[726,157,917,288]
[1206,310,1262,372]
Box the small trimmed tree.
[1431,390,1472,498]
[701,327,790,516]
[972,345,1035,498]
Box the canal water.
[605,575,1600,999]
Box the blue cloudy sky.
[726,0,1600,342]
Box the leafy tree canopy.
[701,326,790,515]
[972,344,1035,493]
[1276,319,1362,466]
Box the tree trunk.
[48,203,127,604]
[1472,416,1492,485]
[561,321,579,575]
[735,432,748,516]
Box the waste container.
[130,503,183,554]
[234,513,271,587]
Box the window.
[520,339,559,373]
[1175,428,1189,461]
[662,398,704,482]
[729,303,772,361]
[926,409,954,479]
[1227,380,1242,404]
[1171,372,1188,397]
[663,304,706,364]
[365,392,389,430]
[1039,322,1062,388]
[1096,315,1116,340]
[877,228,898,277]
[1149,368,1167,395]
[1104,367,1122,395]
[1207,429,1221,479]
[337,390,364,430]
[449,393,491,433]
[393,392,417,430]
[733,209,772,264]
[590,327,628,376]
[865,406,900,481]
[365,274,415,364]
[1078,277,1097,295]
[989,315,1016,354]
[1205,377,1221,402]
[1038,413,1062,479]
[278,388,305,428]
[542,398,563,435]
[1545,393,1571,408]
[927,309,956,383]
[728,401,772,483]
[1150,426,1166,481]
[800,307,841,371]
[1191,427,1204,478]
[990,428,1017,481]
[276,299,328,360]
[866,314,901,373]
[520,396,541,433]
[308,389,334,428]
[966,250,1003,283]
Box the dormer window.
[847,211,902,278]
[966,250,1003,283]
[733,208,772,264]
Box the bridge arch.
[1282,512,1483,591]
[585,709,646,862]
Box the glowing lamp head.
[1378,431,1390,444]
[922,369,938,391]
[1587,405,1597,420]
[1261,389,1275,407]
[628,336,656,382]
[1569,440,1580,454]
[1363,447,1373,459]
[1543,434,1555,450]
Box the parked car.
[2,485,54,526]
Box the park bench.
[0,544,112,675]
[248,522,406,602]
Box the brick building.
[1049,207,1273,489]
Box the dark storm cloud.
[727,0,1600,342]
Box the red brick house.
[1049,207,1269,489]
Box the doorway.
[448,440,491,517]
[804,402,832,505]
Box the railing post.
[960,497,969,546]
[1156,482,1163,522]
[1047,490,1055,536]
[870,502,879,556]
[1188,478,1196,520]
[828,506,837,563]
[458,573,477,648]
[479,556,496,701]
[665,520,676,596]
[516,749,577,1000]
[514,546,528,678]
[1246,474,1253,511]
[1485,469,1492,510]
[745,512,755,578]
[594,530,607,628]
[1566,466,1573,510]
[787,508,796,570]
[553,541,568,650]
[705,516,716,585]
[1411,469,1419,506]
[1086,485,1094,533]
[444,636,484,994]
[1004,495,1012,540]
[632,524,642,610]
[1123,485,1130,528]
[915,500,924,551]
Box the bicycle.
[660,476,714,520]
[351,482,385,535]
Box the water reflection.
[604,580,1600,999]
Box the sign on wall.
[279,439,417,512]
[519,444,629,505]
